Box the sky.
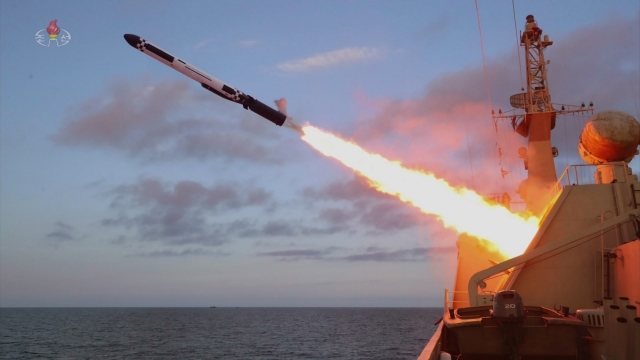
[1,0,638,307]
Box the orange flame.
[301,125,539,258]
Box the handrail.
[548,162,630,203]
[444,289,468,311]
[468,209,639,306]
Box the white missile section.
[124,34,286,126]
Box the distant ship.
[419,14,640,360]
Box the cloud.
[277,47,384,72]
[53,78,284,163]
[318,208,357,225]
[54,221,73,231]
[360,201,427,232]
[45,222,78,247]
[299,225,352,236]
[303,175,385,201]
[128,248,230,257]
[258,249,330,261]
[261,221,296,236]
[195,38,216,49]
[236,220,350,238]
[239,40,259,47]
[103,178,273,247]
[416,13,450,39]
[109,178,270,210]
[303,175,427,233]
[343,246,456,262]
[103,178,353,248]
[258,246,455,262]
[46,230,74,242]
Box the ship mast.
[522,14,553,113]
[493,14,593,214]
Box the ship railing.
[444,289,468,312]
[548,162,630,202]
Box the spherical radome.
[578,111,640,164]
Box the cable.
[474,0,493,109]
[474,0,503,188]
[511,0,525,92]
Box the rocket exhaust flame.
[300,125,539,258]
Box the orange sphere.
[579,111,640,164]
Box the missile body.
[123,34,286,126]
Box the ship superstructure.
[419,14,640,360]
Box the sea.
[0,307,441,359]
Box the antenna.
[492,15,593,136]
[490,15,595,215]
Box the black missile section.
[201,83,286,126]
[242,96,287,126]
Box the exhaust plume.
[299,124,539,258]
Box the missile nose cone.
[124,34,141,48]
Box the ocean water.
[0,307,442,359]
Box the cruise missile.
[123,34,286,127]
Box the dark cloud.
[299,225,351,236]
[318,207,357,225]
[109,178,270,211]
[343,246,456,262]
[53,78,284,163]
[103,178,354,247]
[128,248,231,258]
[262,221,297,237]
[237,220,350,238]
[54,221,73,231]
[360,201,427,231]
[259,249,324,258]
[303,175,428,233]
[46,230,74,242]
[103,178,273,247]
[258,247,339,261]
[109,235,127,245]
[303,175,385,201]
[416,12,450,39]
[258,246,456,262]
[45,222,78,247]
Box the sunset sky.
[1,0,638,307]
